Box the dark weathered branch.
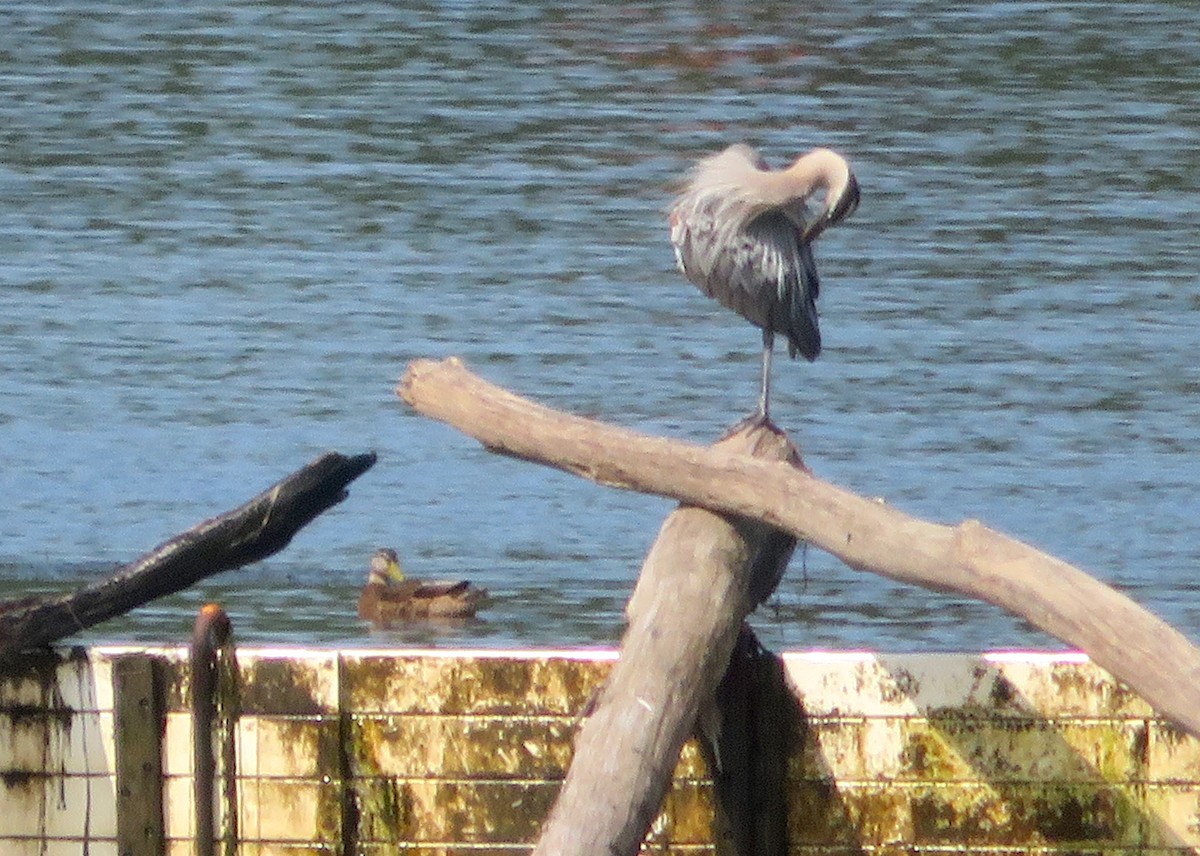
[0,451,376,660]
[398,357,1200,739]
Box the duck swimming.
[358,548,488,624]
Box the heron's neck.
[727,150,843,212]
[781,148,850,206]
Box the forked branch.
[399,357,1200,738]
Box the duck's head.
[367,548,406,585]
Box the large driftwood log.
[0,451,376,661]
[533,422,798,856]
[398,357,1200,739]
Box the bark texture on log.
[398,357,1200,739]
[532,423,799,856]
[0,451,375,661]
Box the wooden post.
[532,422,801,856]
[191,605,239,856]
[113,654,165,856]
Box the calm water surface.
[1,3,1198,651]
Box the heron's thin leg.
[758,329,773,421]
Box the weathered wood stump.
[532,421,800,855]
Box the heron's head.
[821,171,860,230]
[789,148,859,241]
[368,548,406,585]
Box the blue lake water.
[1,2,1198,651]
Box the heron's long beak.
[803,174,860,242]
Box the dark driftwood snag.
[0,451,375,660]
[701,627,800,856]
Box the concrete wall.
[2,646,1198,855]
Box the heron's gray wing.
[671,193,821,360]
[743,212,821,360]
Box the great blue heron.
[669,143,859,422]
